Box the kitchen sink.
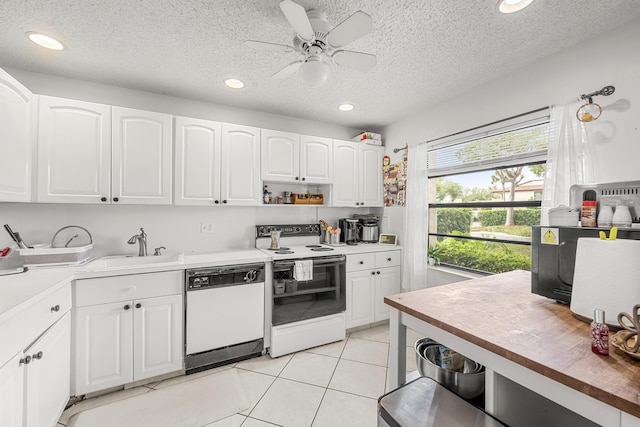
[84,252,184,269]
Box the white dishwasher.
[185,263,265,374]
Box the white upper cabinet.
[332,140,383,207]
[112,107,173,204]
[300,135,333,184]
[174,116,222,205]
[0,68,33,202]
[37,96,112,203]
[359,144,384,207]
[261,129,299,182]
[220,123,261,205]
[261,130,332,184]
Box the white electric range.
[256,224,347,357]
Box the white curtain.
[402,144,429,292]
[541,101,595,225]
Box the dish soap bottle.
[590,309,609,356]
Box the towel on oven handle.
[294,260,313,281]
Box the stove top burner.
[310,247,333,252]
[268,247,290,251]
[305,245,322,248]
[275,250,294,254]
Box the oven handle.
[273,256,345,267]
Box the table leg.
[389,308,407,390]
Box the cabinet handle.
[101,197,107,202]
[32,351,43,360]
[376,271,381,275]
[51,304,60,312]
[295,177,299,181]
[371,271,375,275]
[135,303,142,309]
[223,200,227,204]
[214,200,219,204]
[359,260,364,265]
[301,177,306,181]
[387,258,392,262]
[19,355,32,365]
[113,197,119,202]
[124,304,131,310]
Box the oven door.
[272,255,346,326]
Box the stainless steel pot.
[358,223,379,243]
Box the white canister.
[597,205,613,227]
[612,205,632,228]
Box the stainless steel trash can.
[377,377,506,427]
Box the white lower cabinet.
[24,313,71,427]
[0,352,24,427]
[346,250,402,329]
[72,271,183,395]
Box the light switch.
[200,222,214,233]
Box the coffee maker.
[353,214,380,243]
[338,218,359,245]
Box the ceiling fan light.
[338,103,354,112]
[26,31,65,50]
[497,0,534,13]
[299,59,330,88]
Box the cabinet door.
[332,140,359,207]
[261,129,299,182]
[38,96,111,203]
[360,145,384,207]
[221,123,261,205]
[24,312,71,427]
[174,116,222,205]
[112,107,173,204]
[133,294,183,382]
[0,68,33,202]
[0,352,24,427]
[346,271,375,329]
[300,135,332,184]
[73,302,133,395]
[374,267,401,322]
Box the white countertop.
[0,245,402,324]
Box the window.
[426,109,551,274]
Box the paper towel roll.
[570,238,640,326]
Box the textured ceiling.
[1,0,639,130]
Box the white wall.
[382,17,640,246]
[0,69,376,257]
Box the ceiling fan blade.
[271,60,303,79]
[333,50,377,72]
[243,40,294,52]
[326,11,373,48]
[279,0,314,43]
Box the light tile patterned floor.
[57,322,424,427]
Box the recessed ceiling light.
[338,103,354,112]
[26,32,65,50]
[224,78,245,89]
[497,0,534,14]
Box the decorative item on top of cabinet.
[261,130,333,184]
[346,250,401,329]
[332,139,383,207]
[0,67,33,203]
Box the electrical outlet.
[200,222,214,234]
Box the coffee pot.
[269,230,281,249]
[338,219,359,245]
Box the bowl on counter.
[414,338,485,400]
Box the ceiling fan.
[244,0,377,88]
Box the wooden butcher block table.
[385,270,640,427]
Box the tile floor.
[57,322,425,427]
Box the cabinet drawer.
[23,281,72,347]
[74,271,183,306]
[375,251,401,268]
[347,253,376,272]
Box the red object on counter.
[581,200,597,227]
[0,247,10,257]
[591,309,609,356]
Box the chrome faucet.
[127,227,148,256]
